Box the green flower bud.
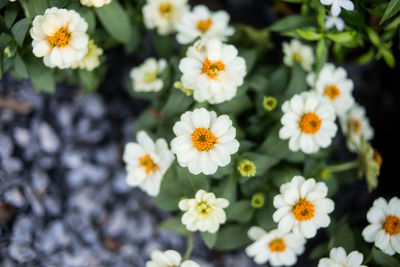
[174,81,193,96]
[237,159,256,177]
[4,47,12,58]
[319,169,331,180]
[251,193,265,208]
[263,96,277,112]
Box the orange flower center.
[159,2,174,18]
[373,149,382,167]
[191,127,218,151]
[292,199,315,221]
[383,215,400,235]
[138,154,159,174]
[348,118,362,135]
[197,18,213,33]
[202,58,225,79]
[47,23,71,48]
[298,112,322,134]
[324,85,341,101]
[268,238,286,253]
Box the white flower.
[318,247,367,267]
[80,0,111,7]
[282,39,314,71]
[178,189,229,233]
[130,58,167,93]
[279,92,337,154]
[307,63,355,116]
[146,250,200,267]
[142,0,189,35]
[246,227,306,266]
[30,8,89,69]
[122,131,174,196]
[72,39,103,71]
[339,103,374,152]
[179,39,246,104]
[362,197,400,256]
[325,15,345,31]
[273,175,335,239]
[320,0,354,16]
[175,5,234,45]
[171,108,239,175]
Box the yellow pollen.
[324,85,341,101]
[191,127,218,151]
[292,199,315,221]
[159,2,174,18]
[138,154,159,174]
[196,201,212,216]
[268,238,286,253]
[383,215,400,235]
[292,53,303,63]
[197,18,213,33]
[202,58,225,79]
[143,72,156,83]
[348,118,362,135]
[47,23,71,48]
[373,149,382,167]
[298,112,322,134]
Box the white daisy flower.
[175,5,234,45]
[146,250,200,267]
[273,175,335,239]
[130,58,167,93]
[340,103,374,152]
[362,197,400,256]
[178,189,229,233]
[142,0,189,35]
[246,227,306,266]
[318,247,367,267]
[30,7,89,69]
[72,39,103,71]
[325,15,345,31]
[282,39,314,71]
[279,92,337,154]
[179,38,246,104]
[307,63,355,116]
[122,131,174,197]
[170,108,239,175]
[80,0,111,7]
[320,0,354,16]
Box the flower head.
[30,8,89,69]
[362,197,400,255]
[325,15,345,31]
[263,96,277,112]
[246,227,306,266]
[179,39,246,104]
[282,39,314,71]
[251,193,265,208]
[320,0,354,16]
[318,247,367,267]
[123,131,174,196]
[279,92,337,154]
[273,175,335,239]
[171,108,239,175]
[179,189,229,233]
[130,58,167,93]
[72,39,103,71]
[237,159,256,177]
[80,0,111,7]
[146,250,199,267]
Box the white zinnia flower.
[307,63,355,116]
[130,58,167,93]
[142,0,189,35]
[320,0,354,16]
[30,8,89,69]
[340,103,374,152]
[122,131,174,196]
[179,39,246,104]
[146,250,200,267]
[273,175,335,239]
[362,197,400,256]
[80,0,111,7]
[282,39,314,71]
[72,39,103,71]
[325,15,345,31]
[175,5,234,45]
[279,92,337,154]
[171,108,239,175]
[318,247,367,267]
[178,189,229,233]
[246,227,306,266]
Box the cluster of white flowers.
[146,250,199,267]
[80,0,111,7]
[130,58,167,93]
[320,0,354,31]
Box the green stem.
[363,248,373,264]
[19,0,30,19]
[183,232,194,261]
[326,160,358,173]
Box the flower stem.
[363,248,373,264]
[326,160,358,173]
[183,232,194,261]
[19,0,30,19]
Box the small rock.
[80,94,105,119]
[3,188,26,208]
[38,122,60,153]
[13,127,30,148]
[8,243,36,263]
[0,134,13,159]
[1,157,23,174]
[31,168,50,195]
[11,216,33,244]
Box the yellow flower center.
[47,23,71,48]
[197,18,213,33]
[143,72,157,83]
[268,238,287,253]
[191,127,218,151]
[159,2,174,18]
[292,199,315,221]
[138,154,159,174]
[292,52,303,64]
[298,112,322,134]
[196,201,212,217]
[383,215,400,235]
[324,85,341,101]
[373,149,382,167]
[202,58,225,79]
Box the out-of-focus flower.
[80,0,111,7]
[237,159,256,177]
[72,39,103,71]
[318,247,367,267]
[282,39,314,71]
[320,0,354,16]
[146,250,200,267]
[325,15,345,31]
[130,58,167,93]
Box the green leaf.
[356,49,375,66]
[309,242,329,260]
[366,28,380,47]
[176,165,209,196]
[269,15,314,32]
[215,94,252,116]
[296,29,322,41]
[163,89,193,118]
[326,31,356,43]
[284,62,307,99]
[159,217,189,236]
[212,174,237,203]
[329,224,354,252]
[77,8,96,34]
[241,152,279,177]
[26,56,55,93]
[239,48,258,73]
[226,200,254,223]
[95,0,132,44]
[153,34,175,58]
[380,47,396,68]
[257,124,290,160]
[5,4,19,29]
[11,18,30,46]
[14,53,29,78]
[154,165,182,211]
[380,0,400,24]
[134,109,159,132]
[254,194,277,231]
[316,38,328,73]
[200,231,217,249]
[79,69,100,94]
[372,247,400,267]
[26,0,48,18]
[214,224,250,251]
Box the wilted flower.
[72,39,103,71]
